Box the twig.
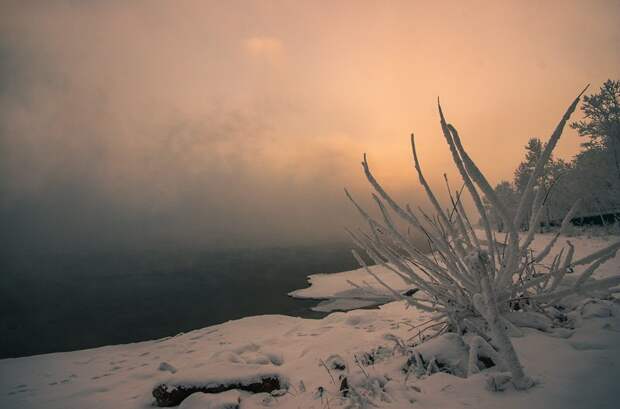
[353,354,369,378]
[319,359,336,385]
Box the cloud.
[244,36,284,58]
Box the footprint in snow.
[283,326,302,337]
[569,340,608,350]
[158,362,177,374]
[74,358,95,365]
[602,322,620,332]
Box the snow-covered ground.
[1,234,619,409]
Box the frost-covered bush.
[347,88,620,390]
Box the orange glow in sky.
[1,0,619,248]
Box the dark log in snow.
[152,375,282,407]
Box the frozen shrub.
[347,88,620,389]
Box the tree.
[487,181,517,232]
[514,138,544,195]
[569,145,620,218]
[512,138,569,229]
[346,89,620,391]
[543,158,572,222]
[571,79,620,179]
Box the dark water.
[0,244,359,359]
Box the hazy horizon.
[2,0,619,253]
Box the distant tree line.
[488,79,620,231]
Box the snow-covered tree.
[485,181,517,232]
[346,88,620,390]
[494,81,620,230]
[568,146,620,219]
[571,79,620,178]
[514,138,545,196]
[569,80,620,219]
[512,138,570,229]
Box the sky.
[1,0,619,252]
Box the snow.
[178,390,240,409]
[288,264,403,312]
[1,233,619,409]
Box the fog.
[1,0,619,253]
